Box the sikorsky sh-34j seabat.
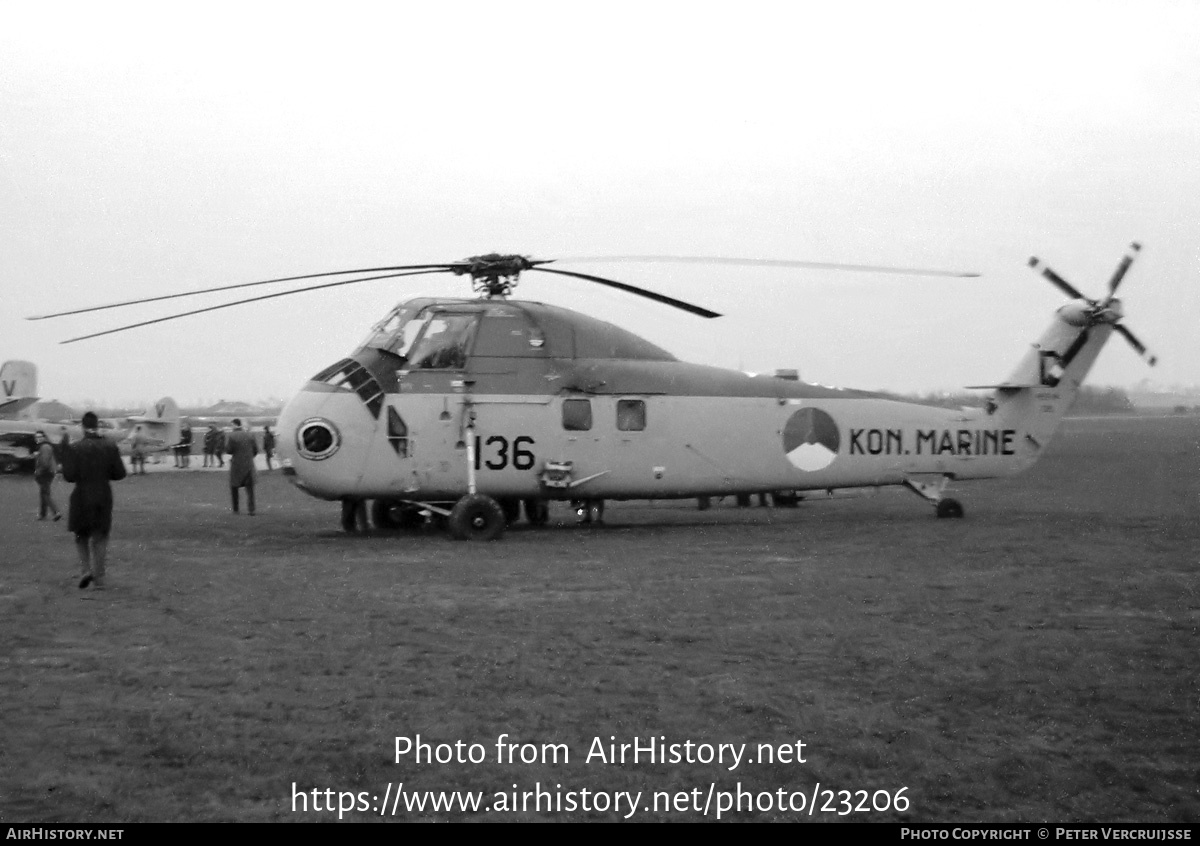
[32,244,1156,539]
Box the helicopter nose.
[276,384,372,498]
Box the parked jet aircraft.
[0,397,181,472]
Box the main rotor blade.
[556,255,980,278]
[1113,324,1158,366]
[1028,257,1086,300]
[59,269,445,345]
[1106,242,1141,298]
[531,267,721,318]
[29,263,460,321]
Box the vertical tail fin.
[0,361,38,415]
[987,244,1156,469]
[150,397,181,447]
[149,396,180,423]
[126,396,182,448]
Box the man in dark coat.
[176,423,193,469]
[61,411,127,589]
[225,418,258,515]
[262,425,276,471]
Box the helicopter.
[30,244,1157,540]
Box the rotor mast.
[452,253,545,299]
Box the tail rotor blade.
[1114,324,1158,366]
[1028,256,1086,300]
[1106,242,1141,298]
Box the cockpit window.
[358,304,425,358]
[407,313,479,370]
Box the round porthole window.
[296,418,340,460]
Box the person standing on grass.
[128,425,147,475]
[61,412,127,589]
[203,424,220,468]
[177,423,193,469]
[225,418,258,515]
[33,430,62,522]
[262,425,276,471]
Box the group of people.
[178,423,275,471]
[33,416,270,590]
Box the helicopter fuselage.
[275,296,1090,507]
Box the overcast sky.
[3,1,1197,408]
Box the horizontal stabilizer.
[0,396,41,415]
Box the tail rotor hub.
[1094,297,1123,324]
[1029,244,1156,366]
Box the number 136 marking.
[474,435,536,471]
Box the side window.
[562,399,592,431]
[387,406,408,457]
[616,399,646,431]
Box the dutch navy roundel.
[783,407,840,471]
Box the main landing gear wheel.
[372,498,425,531]
[448,494,507,541]
[936,498,965,519]
[523,498,550,527]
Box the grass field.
[1,416,1197,822]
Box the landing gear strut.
[902,476,965,519]
[370,498,425,531]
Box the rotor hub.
[452,253,537,299]
[1095,297,1124,323]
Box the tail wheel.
[523,498,549,527]
[936,498,965,519]
[448,494,507,541]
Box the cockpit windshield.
[406,312,479,370]
[358,302,479,370]
[358,303,427,358]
